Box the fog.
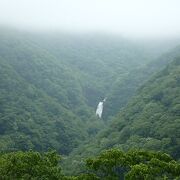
[0,0,180,37]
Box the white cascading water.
[96,98,106,118]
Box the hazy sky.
[0,0,180,37]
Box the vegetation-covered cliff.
[65,58,180,175]
[0,28,179,179]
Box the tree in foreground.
[0,149,180,179]
[0,150,62,179]
[85,149,180,180]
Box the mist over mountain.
[0,0,180,37]
[62,50,180,175]
[0,0,180,179]
[0,29,156,153]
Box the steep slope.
[104,45,180,119]
[97,58,179,155]
[0,28,179,157]
[0,56,89,154]
[0,29,155,116]
[29,33,153,107]
[99,58,180,157]
[65,58,180,174]
[0,30,104,154]
[0,29,158,151]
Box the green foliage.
[0,30,109,154]
[66,174,100,180]
[1,149,179,179]
[0,29,154,155]
[65,58,180,174]
[104,46,180,120]
[0,28,180,179]
[33,34,152,108]
[0,150,62,179]
[102,58,180,157]
[85,149,180,180]
[0,55,88,154]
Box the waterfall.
[96,98,106,118]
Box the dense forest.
[0,28,180,179]
[0,149,180,179]
[0,28,155,154]
[63,58,180,175]
[104,45,180,120]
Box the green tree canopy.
[0,151,62,179]
[85,149,180,180]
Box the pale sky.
[0,0,180,37]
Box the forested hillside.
[0,29,157,155]
[0,0,180,177]
[0,55,90,154]
[65,58,180,174]
[0,29,103,154]
[101,58,180,155]
[104,45,180,119]
[0,28,180,179]
[29,33,154,107]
